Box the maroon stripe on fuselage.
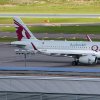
[31,42,37,50]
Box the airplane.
[11,17,100,66]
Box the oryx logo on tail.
[13,17,37,41]
[14,19,31,41]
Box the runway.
[0,13,100,18]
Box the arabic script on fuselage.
[70,43,86,46]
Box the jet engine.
[79,55,97,64]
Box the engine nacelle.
[79,55,97,64]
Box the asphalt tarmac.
[0,43,100,68]
[0,43,72,67]
[0,43,100,77]
[1,32,100,40]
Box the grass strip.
[0,37,17,42]
[0,0,100,13]
[0,4,100,14]
[0,18,100,24]
[0,26,100,34]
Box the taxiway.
[1,32,100,40]
[0,43,72,67]
[0,13,100,18]
[0,43,100,68]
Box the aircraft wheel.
[72,61,78,66]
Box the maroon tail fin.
[13,17,37,41]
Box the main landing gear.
[72,58,79,66]
[72,61,79,66]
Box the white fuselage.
[12,39,100,58]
